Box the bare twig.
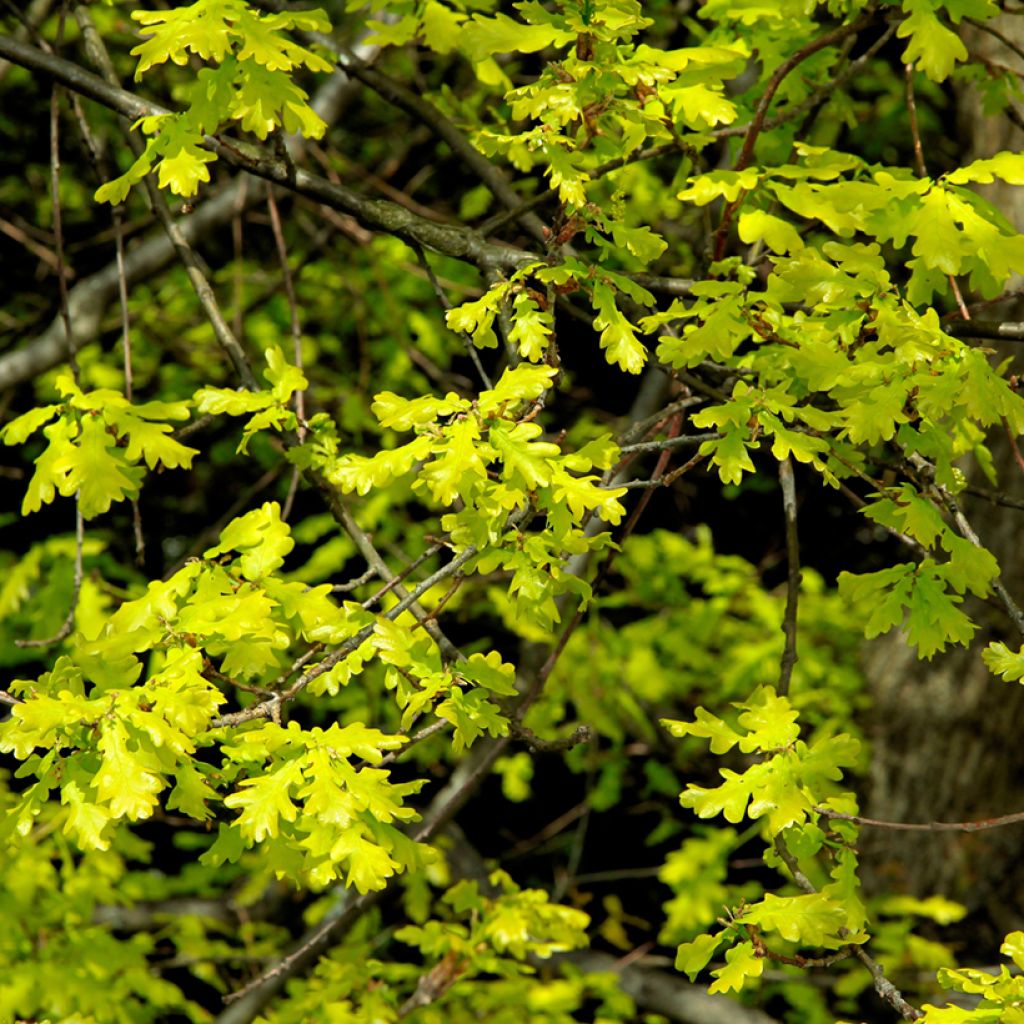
[937,487,1024,639]
[777,458,800,697]
[713,11,877,260]
[819,806,1024,832]
[16,6,85,651]
[1003,416,1024,479]
[773,835,922,1020]
[966,15,1024,66]
[318,485,463,663]
[332,566,378,594]
[265,182,305,516]
[413,244,493,389]
[618,432,720,456]
[509,722,593,753]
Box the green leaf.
[662,707,742,754]
[491,421,560,489]
[372,391,468,431]
[459,651,519,696]
[205,502,295,580]
[708,940,764,994]
[458,12,573,63]
[743,893,847,947]
[738,209,804,254]
[898,0,967,81]
[94,721,164,821]
[419,417,489,505]
[56,415,146,518]
[982,642,1024,683]
[0,405,59,445]
[62,780,113,852]
[592,282,647,373]
[326,820,400,893]
[678,168,760,205]
[508,292,554,361]
[734,686,800,753]
[224,757,303,843]
[478,363,558,414]
[675,932,724,980]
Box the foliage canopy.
[2,1,1024,1022]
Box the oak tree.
[2,2,1024,1023]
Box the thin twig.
[903,63,927,179]
[0,36,537,280]
[778,457,800,697]
[265,182,305,517]
[713,11,877,260]
[71,7,256,389]
[16,4,85,650]
[413,244,493,389]
[937,489,1024,639]
[773,836,922,1020]
[318,484,463,663]
[1003,416,1024,479]
[962,483,1024,511]
[617,396,704,445]
[905,61,971,316]
[361,544,443,608]
[211,544,480,728]
[966,15,1024,66]
[819,807,1024,832]
[508,722,593,753]
[332,566,378,593]
[618,432,720,456]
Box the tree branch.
[777,457,800,697]
[713,11,877,260]
[819,807,1024,832]
[0,37,537,278]
[773,836,922,1020]
[211,541,480,729]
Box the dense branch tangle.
[4,4,1024,1024]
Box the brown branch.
[332,566,377,594]
[962,483,1024,511]
[248,0,547,245]
[966,14,1024,66]
[946,319,1024,341]
[819,806,1024,832]
[713,11,877,260]
[0,36,536,288]
[773,836,922,1020]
